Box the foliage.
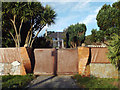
[65,23,87,48]
[107,34,120,70]
[96,2,120,38]
[73,74,118,88]
[96,1,120,68]
[32,36,52,48]
[2,29,15,47]
[84,35,92,45]
[2,2,56,47]
[96,30,105,43]
[90,29,97,43]
[2,2,29,47]
[2,74,35,89]
[84,29,105,45]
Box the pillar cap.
[82,43,85,47]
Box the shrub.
[107,34,120,70]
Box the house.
[45,30,65,48]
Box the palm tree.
[28,5,56,48]
[2,2,56,48]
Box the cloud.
[81,14,96,25]
[72,0,92,12]
[47,14,80,31]
[79,6,102,25]
[94,6,102,13]
[38,0,117,2]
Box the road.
[26,75,79,88]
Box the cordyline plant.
[2,2,56,47]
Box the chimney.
[45,29,47,37]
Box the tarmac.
[26,75,79,88]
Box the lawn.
[1,74,35,89]
[72,74,119,89]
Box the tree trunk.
[25,24,34,47]
[28,30,33,47]
[10,15,23,47]
[30,29,41,47]
[29,25,45,48]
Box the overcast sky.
[37,0,118,36]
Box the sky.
[37,0,118,36]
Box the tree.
[84,35,92,45]
[96,30,105,43]
[2,2,29,47]
[85,29,105,45]
[107,34,120,70]
[32,37,52,48]
[65,23,87,48]
[2,2,56,47]
[2,29,15,47]
[112,1,120,10]
[90,29,97,43]
[0,1,1,47]
[97,1,120,69]
[96,2,120,38]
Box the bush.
[107,34,120,70]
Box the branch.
[30,24,45,47]
[19,19,23,34]
[13,15,16,23]
[19,19,24,42]
[28,30,33,47]
[10,15,19,43]
[9,31,16,44]
[25,24,34,44]
[10,19,18,36]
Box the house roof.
[90,47,110,63]
[48,32,64,39]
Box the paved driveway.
[26,76,79,88]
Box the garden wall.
[90,63,118,78]
[0,47,32,75]
[0,46,118,78]
[88,47,118,78]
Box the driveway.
[26,75,79,88]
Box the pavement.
[26,75,79,88]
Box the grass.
[1,74,35,89]
[72,74,119,89]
